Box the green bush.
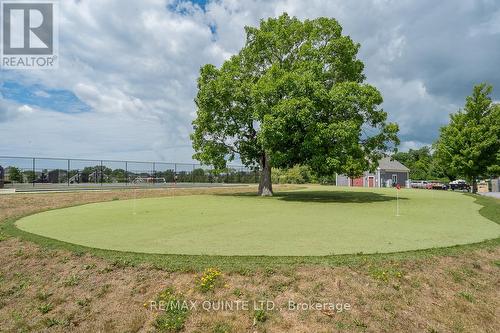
[197,267,223,293]
[8,167,23,183]
[153,287,189,332]
[37,302,53,314]
[253,309,268,323]
[271,165,317,184]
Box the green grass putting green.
[15,186,500,256]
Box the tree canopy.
[392,146,458,181]
[434,83,500,192]
[191,13,399,195]
[8,167,23,183]
[393,147,433,181]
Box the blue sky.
[170,0,208,11]
[1,0,500,162]
[1,82,91,114]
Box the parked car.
[411,180,428,189]
[449,180,470,191]
[429,182,448,190]
[411,180,448,190]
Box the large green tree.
[428,148,458,181]
[191,14,399,196]
[434,83,500,192]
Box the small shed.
[336,157,410,188]
[491,177,500,192]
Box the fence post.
[67,159,70,186]
[32,157,35,187]
[100,160,103,186]
[152,162,156,183]
[174,163,177,182]
[125,161,128,185]
[192,164,195,183]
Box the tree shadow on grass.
[218,190,408,204]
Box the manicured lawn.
[15,186,500,256]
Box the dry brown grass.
[0,187,499,333]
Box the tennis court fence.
[0,155,259,189]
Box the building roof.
[377,157,410,172]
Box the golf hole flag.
[396,184,400,216]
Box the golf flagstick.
[396,184,400,217]
[173,174,177,198]
[133,187,137,215]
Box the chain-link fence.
[0,156,259,189]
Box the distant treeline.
[392,146,450,182]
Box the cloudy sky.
[1,0,499,163]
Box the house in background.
[336,157,410,188]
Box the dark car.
[449,180,470,191]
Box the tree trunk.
[471,178,477,194]
[258,153,273,196]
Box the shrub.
[458,291,475,303]
[37,302,53,314]
[253,309,268,323]
[42,317,70,328]
[153,287,189,332]
[369,267,404,282]
[8,167,23,183]
[197,268,222,293]
[271,165,318,184]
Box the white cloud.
[33,90,50,98]
[0,97,23,122]
[1,0,499,162]
[398,140,430,152]
[0,98,186,160]
[18,105,35,114]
